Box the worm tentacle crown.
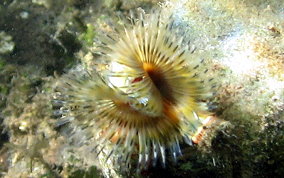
[54,9,215,169]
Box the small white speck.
[20,11,29,19]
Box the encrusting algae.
[53,9,224,170]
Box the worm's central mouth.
[143,62,175,103]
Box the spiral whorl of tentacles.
[53,10,215,169]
